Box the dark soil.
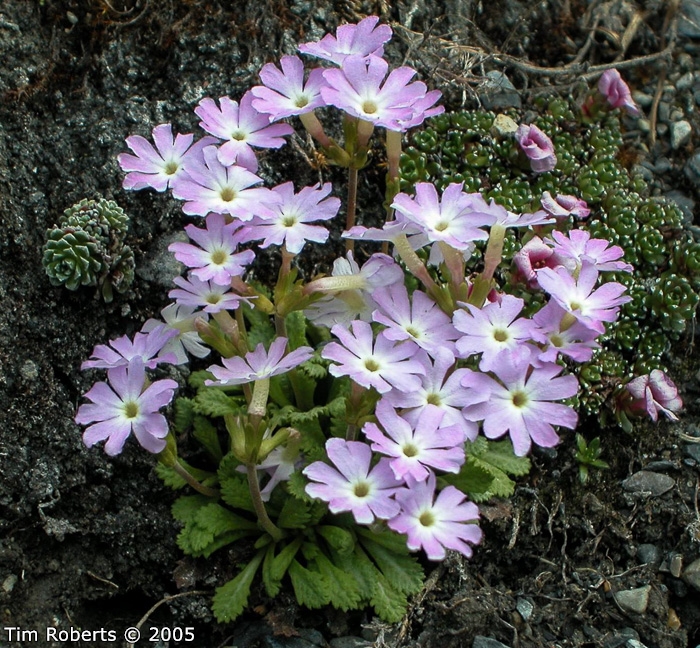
[1,1,699,647]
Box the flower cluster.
[73,15,684,624]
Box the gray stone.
[682,557,700,591]
[684,442,700,463]
[473,637,511,648]
[479,71,521,110]
[622,471,675,497]
[329,639,371,648]
[626,641,649,648]
[516,597,534,621]
[613,585,651,614]
[679,0,700,39]
[637,118,651,134]
[136,231,187,288]
[671,120,692,149]
[637,544,660,565]
[677,71,696,91]
[632,92,653,108]
[684,151,700,187]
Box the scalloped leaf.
[288,559,331,609]
[194,388,243,418]
[192,415,224,462]
[318,525,355,555]
[212,550,266,623]
[313,552,362,611]
[277,496,311,529]
[357,529,424,596]
[370,572,408,623]
[188,370,216,390]
[441,456,495,501]
[173,397,195,434]
[475,438,531,477]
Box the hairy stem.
[246,463,283,542]
[172,461,219,498]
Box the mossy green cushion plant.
[43,197,134,302]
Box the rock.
[682,557,700,591]
[684,442,700,463]
[679,0,700,39]
[622,471,675,497]
[479,71,521,110]
[613,585,651,614]
[473,637,511,648]
[136,231,187,288]
[636,544,660,565]
[626,641,649,648]
[491,114,519,138]
[670,120,692,149]
[329,639,371,648]
[516,597,534,621]
[632,92,653,108]
[684,151,700,187]
[676,71,695,91]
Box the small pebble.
[682,557,700,591]
[657,123,669,137]
[637,118,651,133]
[671,120,692,149]
[676,71,695,91]
[637,544,660,565]
[472,637,511,648]
[670,553,683,578]
[516,597,534,621]
[632,92,653,108]
[613,585,651,615]
[622,471,675,497]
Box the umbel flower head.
[43,197,135,302]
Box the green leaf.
[178,502,259,557]
[297,357,327,380]
[192,415,224,462]
[157,460,216,491]
[285,311,309,349]
[194,388,243,417]
[318,525,355,555]
[370,572,408,623]
[313,552,362,611]
[262,537,303,596]
[195,502,259,535]
[173,397,195,433]
[286,470,314,503]
[220,473,255,513]
[172,494,211,524]
[472,438,531,477]
[188,370,216,390]
[288,559,330,609]
[277,496,311,529]
[212,549,266,623]
[442,456,495,499]
[357,530,424,596]
[241,300,275,348]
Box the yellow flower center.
[123,401,140,419]
[220,187,237,202]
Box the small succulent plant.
[43,197,135,302]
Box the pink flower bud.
[515,124,557,173]
[598,69,640,116]
[541,192,591,219]
[626,370,682,422]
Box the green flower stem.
[172,460,220,498]
[299,110,332,149]
[345,167,359,253]
[248,378,270,422]
[246,463,283,542]
[385,129,402,210]
[469,224,506,308]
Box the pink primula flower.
[598,69,640,116]
[237,181,340,254]
[171,146,278,219]
[546,229,633,273]
[118,124,214,192]
[169,213,255,285]
[298,16,392,65]
[461,350,579,456]
[515,124,557,173]
[388,473,482,560]
[194,92,293,171]
[206,337,313,386]
[251,55,327,121]
[75,357,177,456]
[303,438,401,524]
[81,326,178,370]
[363,400,466,482]
[322,320,425,394]
[321,55,428,131]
